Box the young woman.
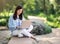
[8,5,39,42]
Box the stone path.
[0,15,60,44]
[0,30,11,44]
[35,28,60,44]
[0,28,60,44]
[28,16,47,23]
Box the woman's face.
[17,9,23,15]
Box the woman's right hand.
[16,26,18,29]
[16,26,20,29]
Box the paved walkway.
[0,30,10,44]
[0,28,60,44]
[35,28,60,44]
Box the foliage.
[0,0,60,28]
[38,13,60,28]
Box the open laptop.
[18,20,31,29]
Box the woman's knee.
[30,25,33,29]
[27,25,33,32]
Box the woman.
[8,5,39,42]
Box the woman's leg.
[18,30,24,37]
[9,27,23,37]
[21,29,33,37]
[21,29,39,42]
[27,25,33,32]
[18,25,33,37]
[18,33,24,37]
[12,30,18,36]
[9,27,17,36]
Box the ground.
[0,16,60,44]
[0,28,60,44]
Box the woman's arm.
[8,16,16,28]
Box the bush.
[31,21,52,35]
[46,14,60,28]
[37,13,60,28]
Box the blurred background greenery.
[0,0,60,28]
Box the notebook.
[18,20,31,29]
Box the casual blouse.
[8,15,25,29]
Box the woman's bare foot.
[30,37,39,43]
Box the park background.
[0,0,60,44]
[0,0,60,28]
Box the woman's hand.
[16,26,18,29]
[16,26,20,29]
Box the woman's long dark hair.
[13,5,23,20]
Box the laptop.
[18,20,31,29]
